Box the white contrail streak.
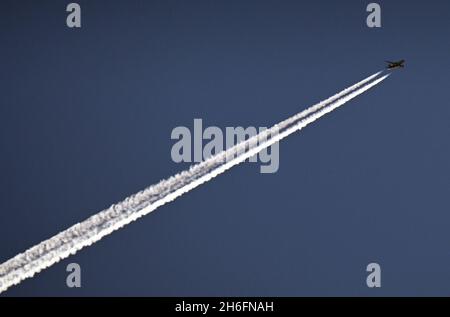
[0,71,389,294]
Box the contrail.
[0,71,389,294]
[275,71,383,129]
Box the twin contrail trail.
[0,71,390,294]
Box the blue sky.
[1,0,450,296]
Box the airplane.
[385,60,405,70]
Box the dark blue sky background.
[1,0,449,296]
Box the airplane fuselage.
[386,59,405,70]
